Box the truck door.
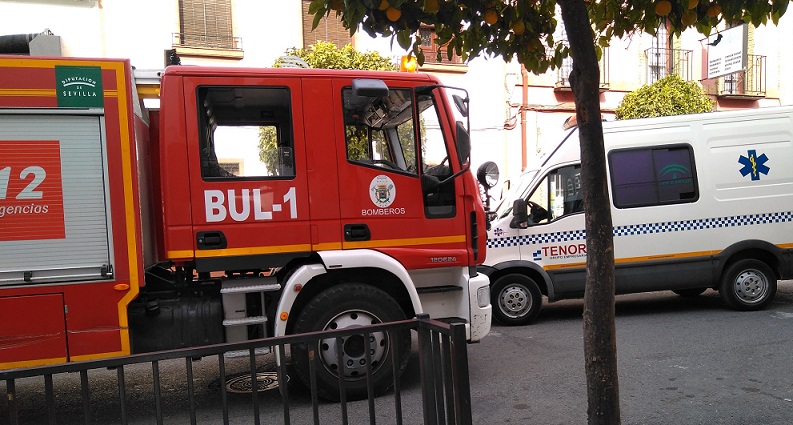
[181,78,310,272]
[330,80,469,270]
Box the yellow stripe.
[167,249,195,259]
[345,234,466,249]
[543,249,715,271]
[0,357,68,370]
[0,88,55,96]
[312,242,343,251]
[170,235,466,260]
[70,350,128,363]
[0,58,124,68]
[194,244,312,258]
[779,243,793,249]
[111,61,138,357]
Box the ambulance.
[481,106,793,325]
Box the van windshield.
[495,169,538,219]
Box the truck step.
[223,316,268,327]
[220,276,280,294]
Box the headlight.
[477,285,490,308]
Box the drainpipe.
[521,64,528,171]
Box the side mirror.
[455,121,470,165]
[352,78,389,97]
[510,199,529,229]
[452,94,469,117]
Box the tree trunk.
[557,1,620,424]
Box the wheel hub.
[318,311,388,378]
[499,284,532,318]
[734,269,768,304]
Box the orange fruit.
[378,0,390,11]
[331,0,343,11]
[484,9,498,25]
[706,4,721,17]
[688,0,699,9]
[386,6,402,21]
[424,0,440,14]
[511,20,525,35]
[655,0,672,16]
[681,10,697,25]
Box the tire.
[719,259,777,311]
[291,283,411,401]
[672,288,707,297]
[491,273,542,326]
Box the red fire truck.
[0,56,492,399]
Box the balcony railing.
[707,54,766,98]
[172,32,243,51]
[555,44,609,90]
[644,48,692,83]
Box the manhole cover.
[225,372,289,394]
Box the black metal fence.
[2,314,471,425]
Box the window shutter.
[179,0,234,49]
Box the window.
[177,0,241,51]
[301,0,353,48]
[418,26,463,65]
[198,86,295,179]
[342,87,418,174]
[609,145,698,208]
[525,165,583,225]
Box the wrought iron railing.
[1,314,471,425]
[172,32,243,51]
[555,44,610,89]
[644,48,692,83]
[713,54,766,97]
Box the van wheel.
[719,259,777,311]
[672,288,707,297]
[291,283,411,401]
[491,274,542,326]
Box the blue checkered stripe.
[487,229,586,249]
[613,211,793,237]
[487,211,793,249]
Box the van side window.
[197,86,295,179]
[609,145,697,208]
[341,87,418,175]
[526,165,583,224]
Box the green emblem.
[55,66,104,107]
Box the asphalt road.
[468,280,793,424]
[4,281,792,424]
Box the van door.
[520,164,587,297]
[181,77,311,272]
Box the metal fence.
[2,314,471,425]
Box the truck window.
[342,87,418,174]
[417,92,455,217]
[197,86,295,179]
[526,164,583,224]
[609,145,698,208]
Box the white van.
[481,106,793,325]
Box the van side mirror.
[510,199,529,229]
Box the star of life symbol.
[738,150,770,181]
[369,175,396,208]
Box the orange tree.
[308,1,789,423]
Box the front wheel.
[719,259,777,311]
[491,274,542,326]
[291,283,411,401]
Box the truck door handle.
[344,224,370,241]
[197,231,227,249]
